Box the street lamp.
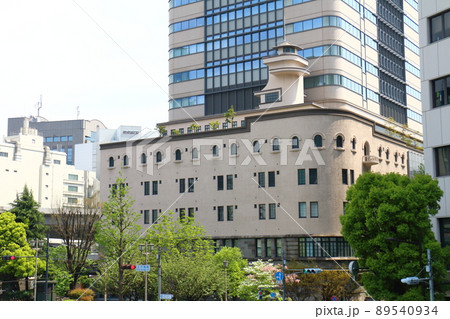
[223,260,228,301]
[138,242,150,301]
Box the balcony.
[362,155,379,166]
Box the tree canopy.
[340,172,450,300]
[9,185,47,240]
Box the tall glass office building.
[168,0,421,132]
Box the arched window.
[336,135,343,148]
[272,138,280,151]
[230,143,237,155]
[385,149,390,160]
[378,147,382,158]
[156,151,162,163]
[364,142,370,156]
[212,145,219,157]
[351,138,356,150]
[292,136,299,149]
[253,140,260,153]
[141,153,147,164]
[394,152,398,162]
[175,149,182,161]
[401,154,405,164]
[192,147,199,160]
[314,135,323,148]
[108,156,114,168]
[123,155,129,166]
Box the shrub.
[67,288,95,301]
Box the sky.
[0,0,169,138]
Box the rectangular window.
[309,168,318,184]
[227,205,234,221]
[310,202,319,218]
[188,178,195,192]
[68,185,78,192]
[432,76,450,107]
[67,197,78,204]
[258,172,265,187]
[435,145,450,176]
[256,239,262,257]
[152,209,158,224]
[275,238,282,257]
[226,174,233,190]
[266,239,272,257]
[68,174,78,181]
[54,160,61,165]
[259,204,266,220]
[217,175,224,190]
[342,169,348,185]
[298,202,306,218]
[144,210,150,224]
[430,10,450,43]
[299,237,353,257]
[179,178,186,193]
[350,170,355,185]
[439,218,450,248]
[179,208,186,220]
[188,207,195,218]
[298,169,306,185]
[268,171,275,187]
[152,181,158,195]
[269,203,276,219]
[218,206,224,221]
[144,181,150,195]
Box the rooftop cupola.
[255,41,310,108]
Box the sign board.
[331,296,339,301]
[136,265,151,272]
[270,292,276,299]
[160,294,173,300]
[274,272,284,281]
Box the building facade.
[8,117,106,166]
[0,120,99,214]
[419,1,450,248]
[100,42,422,262]
[168,0,422,134]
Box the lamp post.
[223,260,228,301]
[157,246,162,301]
[138,242,150,301]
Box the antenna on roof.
[35,95,43,117]
[77,106,80,119]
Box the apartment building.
[419,1,450,248]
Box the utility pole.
[44,234,49,301]
[427,249,434,301]
[282,250,286,301]
[158,247,162,301]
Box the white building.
[0,120,99,214]
[75,125,143,179]
[420,1,450,248]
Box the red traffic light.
[120,264,136,270]
[1,255,15,260]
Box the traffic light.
[401,277,421,285]
[120,264,136,270]
[1,256,15,261]
[258,290,263,300]
[303,268,322,274]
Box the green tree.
[340,172,450,300]
[213,247,247,299]
[96,177,142,301]
[189,123,200,133]
[209,120,220,130]
[145,211,225,300]
[10,185,47,240]
[236,260,281,300]
[0,212,45,280]
[224,105,236,124]
[156,125,167,136]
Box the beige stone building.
[100,41,422,262]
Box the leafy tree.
[189,123,200,133]
[213,247,247,299]
[236,260,281,300]
[10,185,47,240]
[224,105,236,124]
[209,120,220,130]
[96,177,142,301]
[53,203,102,289]
[145,211,225,300]
[341,172,450,300]
[0,212,45,280]
[156,125,167,137]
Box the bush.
[67,288,95,301]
